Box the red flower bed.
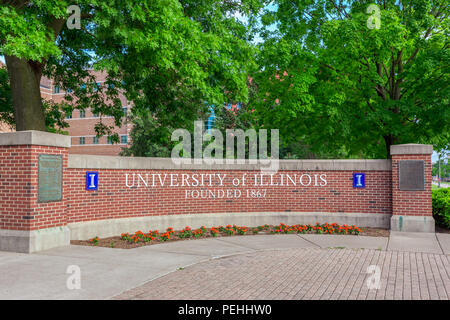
[75,222,380,249]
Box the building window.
[107,136,113,144]
[206,105,216,133]
[65,112,72,119]
[122,107,128,116]
[79,137,85,145]
[79,110,86,118]
[53,86,60,94]
[66,88,73,93]
[93,82,101,92]
[120,135,128,144]
[92,137,99,144]
[92,112,99,117]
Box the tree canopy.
[0,0,448,159]
[0,0,262,138]
[250,0,449,158]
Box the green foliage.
[121,108,180,157]
[432,188,450,229]
[0,66,13,127]
[432,161,450,178]
[251,0,449,158]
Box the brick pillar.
[0,131,71,252]
[390,144,434,232]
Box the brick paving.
[113,248,450,300]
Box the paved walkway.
[114,248,450,300]
[0,232,449,300]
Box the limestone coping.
[390,144,433,155]
[68,154,391,171]
[0,130,71,148]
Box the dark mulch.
[436,225,450,234]
[71,226,390,249]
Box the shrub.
[432,188,450,229]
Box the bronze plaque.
[38,154,63,202]
[399,160,424,191]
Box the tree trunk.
[383,134,398,159]
[4,56,47,131]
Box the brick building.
[40,71,131,156]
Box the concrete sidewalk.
[0,232,449,299]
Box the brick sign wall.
[65,169,392,225]
[0,131,434,253]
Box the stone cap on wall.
[0,130,71,148]
[390,144,433,155]
[68,154,391,171]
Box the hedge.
[432,188,450,229]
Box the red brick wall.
[0,145,68,230]
[65,169,392,224]
[391,154,432,216]
[0,142,433,232]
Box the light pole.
[438,152,441,188]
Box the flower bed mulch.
[436,225,450,234]
[71,223,390,249]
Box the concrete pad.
[391,215,435,233]
[0,245,208,300]
[299,234,388,250]
[137,237,255,257]
[216,234,317,250]
[38,245,206,269]
[436,233,450,255]
[387,231,443,254]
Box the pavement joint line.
[431,254,449,299]
[435,233,446,255]
[296,234,322,248]
[386,232,391,252]
[212,237,261,250]
[139,248,212,257]
[211,247,304,260]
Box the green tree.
[432,156,450,178]
[0,0,262,138]
[0,65,13,126]
[252,0,449,158]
